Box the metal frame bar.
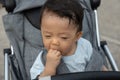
[94,10,101,48]
[94,9,119,71]
[4,52,9,80]
[103,45,119,71]
[4,48,11,80]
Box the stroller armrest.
[90,0,101,10]
[0,0,16,12]
[34,71,120,80]
[51,71,120,80]
[4,48,11,55]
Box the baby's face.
[41,12,82,56]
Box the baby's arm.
[38,49,62,78]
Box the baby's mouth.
[49,48,63,55]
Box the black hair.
[40,0,84,32]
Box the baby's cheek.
[60,47,70,55]
[43,42,49,48]
[44,45,49,51]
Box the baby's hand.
[45,49,62,70]
[39,49,62,77]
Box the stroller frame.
[0,0,119,80]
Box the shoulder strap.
[56,59,70,74]
[41,49,47,66]
[41,49,70,74]
[85,48,104,71]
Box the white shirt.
[30,38,93,79]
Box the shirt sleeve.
[80,38,93,62]
[30,51,44,80]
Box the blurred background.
[0,0,120,80]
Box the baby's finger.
[56,51,62,57]
[48,49,57,54]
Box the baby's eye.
[44,35,51,38]
[61,37,69,40]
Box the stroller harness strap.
[85,49,103,71]
[41,48,104,74]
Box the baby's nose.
[50,39,60,50]
[51,38,60,46]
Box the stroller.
[0,0,120,80]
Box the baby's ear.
[76,31,82,40]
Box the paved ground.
[98,0,120,69]
[0,7,9,80]
[0,0,120,80]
